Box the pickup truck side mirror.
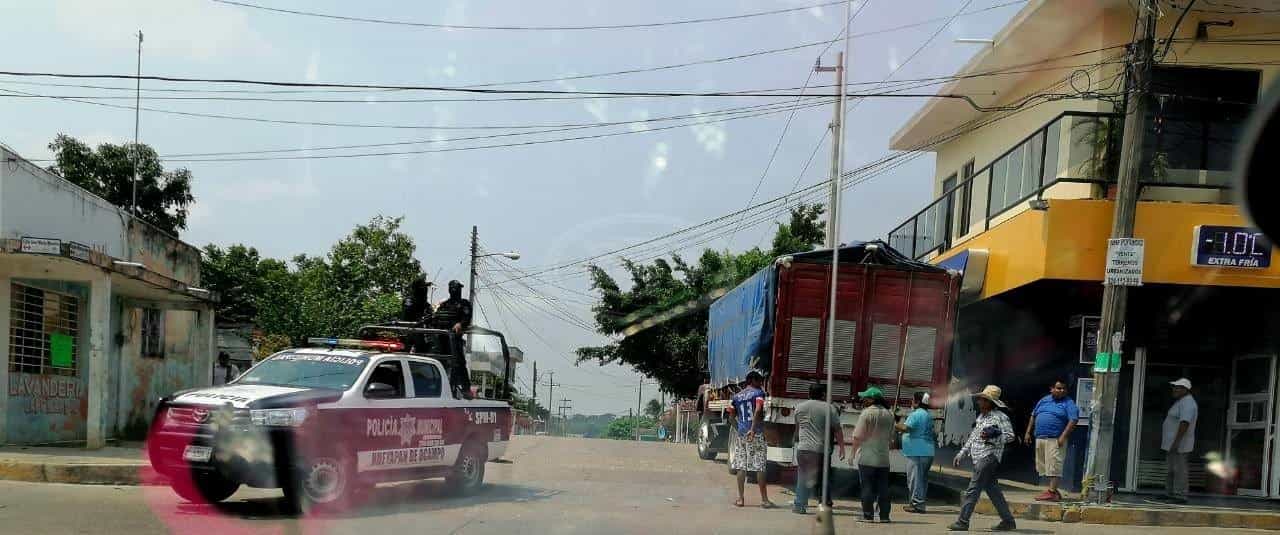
[364,382,397,399]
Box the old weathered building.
[0,144,216,447]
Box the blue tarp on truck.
[707,266,776,388]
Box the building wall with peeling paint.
[1,146,200,286]
[5,278,91,444]
[115,307,201,439]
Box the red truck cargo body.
[770,260,959,406]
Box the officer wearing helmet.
[432,280,474,398]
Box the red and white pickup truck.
[147,330,512,512]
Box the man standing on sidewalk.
[896,391,935,513]
[1160,378,1198,504]
[211,352,239,386]
[1024,379,1079,502]
[949,385,1017,532]
[791,383,844,514]
[729,371,774,509]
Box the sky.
[0,0,1022,415]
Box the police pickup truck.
[146,326,512,512]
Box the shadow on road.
[174,481,563,521]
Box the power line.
[212,0,849,31]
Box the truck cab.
[147,332,512,512]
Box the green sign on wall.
[49,332,74,368]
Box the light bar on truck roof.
[306,337,404,352]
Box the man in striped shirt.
[948,385,1017,532]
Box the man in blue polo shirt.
[1023,379,1080,502]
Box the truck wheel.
[284,453,357,514]
[171,470,239,504]
[697,419,717,460]
[446,440,487,496]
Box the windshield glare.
[234,353,369,390]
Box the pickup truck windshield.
[235,353,369,390]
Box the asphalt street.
[0,435,1269,534]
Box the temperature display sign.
[1192,225,1272,268]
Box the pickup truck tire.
[171,470,239,504]
[283,452,359,514]
[696,417,717,460]
[446,439,487,496]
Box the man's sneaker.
[901,505,925,513]
[991,520,1018,531]
[791,505,806,515]
[1034,489,1060,501]
[946,521,969,531]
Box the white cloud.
[52,0,274,61]
[305,53,320,82]
[209,177,317,202]
[689,109,727,157]
[887,46,901,73]
[628,109,652,132]
[442,65,457,79]
[643,142,670,197]
[558,78,609,123]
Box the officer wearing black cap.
[432,280,473,398]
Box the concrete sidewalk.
[931,465,1280,530]
[0,444,160,486]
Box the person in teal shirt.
[895,391,935,513]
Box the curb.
[0,461,160,486]
[973,498,1280,530]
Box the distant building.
[0,144,217,447]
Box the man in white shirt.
[1160,378,1198,504]
[212,352,240,386]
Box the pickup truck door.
[351,357,450,474]
[405,359,465,467]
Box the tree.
[209,215,424,345]
[644,399,663,420]
[48,134,194,235]
[201,244,290,324]
[577,204,826,396]
[605,416,655,440]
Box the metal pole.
[636,379,644,441]
[812,3,851,531]
[131,30,143,215]
[546,371,555,435]
[467,225,478,356]
[1083,0,1156,503]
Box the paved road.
[0,436,1267,534]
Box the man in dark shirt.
[432,280,473,398]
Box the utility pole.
[1083,0,1157,504]
[544,371,557,435]
[131,30,143,216]
[812,2,851,532]
[636,379,645,441]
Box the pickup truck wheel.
[446,440,487,496]
[284,453,356,514]
[171,470,239,504]
[697,418,717,460]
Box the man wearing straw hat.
[948,385,1017,532]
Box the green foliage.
[202,215,423,345]
[606,416,656,440]
[644,399,663,420]
[48,134,194,235]
[577,204,826,397]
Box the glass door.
[1228,355,1275,497]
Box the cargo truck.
[695,241,959,483]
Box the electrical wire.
[212,0,850,31]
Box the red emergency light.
[306,337,405,352]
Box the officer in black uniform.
[431,280,473,399]
[400,276,434,324]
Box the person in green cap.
[849,385,895,523]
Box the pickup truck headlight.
[250,408,308,427]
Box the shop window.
[141,308,165,358]
[8,283,79,376]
